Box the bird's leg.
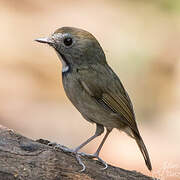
[74,124,104,172]
[74,124,104,152]
[79,128,112,170]
[53,124,104,172]
[53,124,104,152]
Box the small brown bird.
[35,27,152,172]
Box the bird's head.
[35,27,106,73]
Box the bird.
[35,26,152,172]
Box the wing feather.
[77,64,138,132]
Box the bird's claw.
[98,157,108,170]
[78,152,108,170]
[48,142,75,153]
[49,143,86,171]
[76,154,86,172]
[50,143,108,171]
[55,144,75,153]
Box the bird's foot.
[48,142,86,171]
[78,152,108,170]
[75,153,86,172]
[48,142,74,153]
[48,143,107,172]
[73,152,108,172]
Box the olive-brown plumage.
[35,27,152,171]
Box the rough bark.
[0,125,155,180]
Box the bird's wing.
[77,65,139,133]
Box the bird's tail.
[133,131,152,171]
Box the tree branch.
[0,125,155,180]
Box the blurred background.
[0,0,180,179]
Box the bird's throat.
[55,51,69,73]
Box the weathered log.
[0,125,155,180]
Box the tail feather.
[133,132,152,171]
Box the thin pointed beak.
[35,37,54,45]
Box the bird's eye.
[63,37,73,46]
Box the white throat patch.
[55,51,69,73]
[62,65,69,73]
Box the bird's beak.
[35,37,54,45]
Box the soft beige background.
[0,0,180,179]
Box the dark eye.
[63,37,73,46]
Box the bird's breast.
[62,72,122,128]
[62,72,92,113]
